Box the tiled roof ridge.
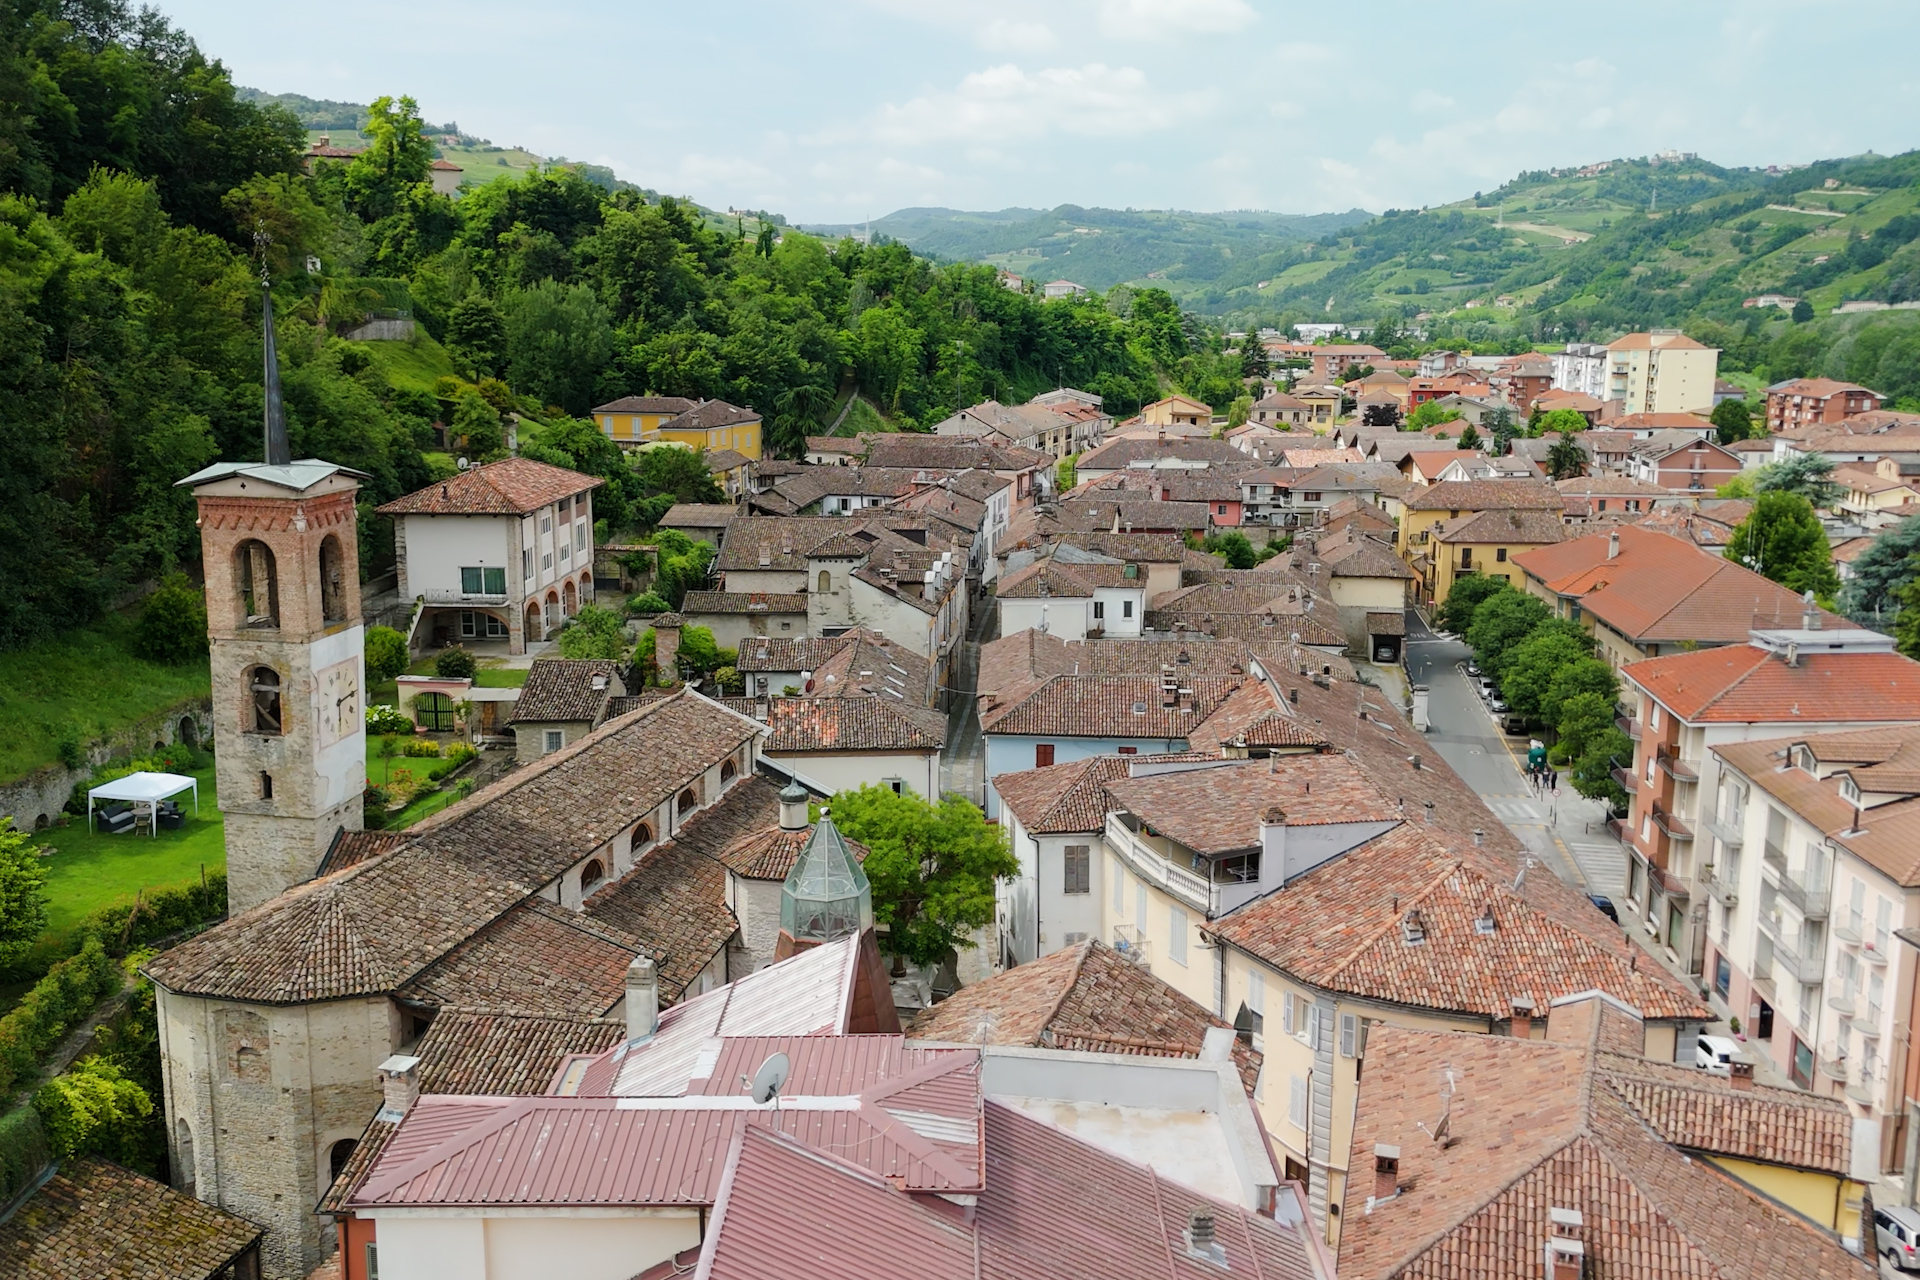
[1395,1128,1594,1277]
[1317,855,1463,979]
[1034,938,1096,1037]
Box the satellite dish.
[749,1052,790,1105]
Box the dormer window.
[1840,775,1861,805]
[1791,744,1816,774]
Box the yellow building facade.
[1421,508,1569,606]
[591,397,764,459]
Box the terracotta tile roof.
[996,558,1098,598]
[763,694,946,752]
[1338,1021,1869,1280]
[1515,526,1846,643]
[694,1102,1330,1280]
[1555,474,1675,498]
[0,1158,261,1280]
[375,457,602,516]
[662,399,760,431]
[1188,680,1335,751]
[1622,642,1920,724]
[991,751,1218,835]
[1076,437,1245,470]
[712,515,851,571]
[1773,377,1875,399]
[910,939,1261,1091]
[714,821,870,881]
[1304,528,1415,579]
[1607,330,1710,350]
[595,395,699,414]
[318,1118,397,1215]
[605,688,674,718]
[581,779,780,1001]
[317,828,411,875]
[1403,478,1565,512]
[1714,726,1920,885]
[978,674,1243,739]
[413,1007,626,1095]
[864,436,1049,472]
[734,634,853,672]
[145,691,758,1003]
[679,589,807,615]
[1106,755,1396,853]
[803,628,932,701]
[703,448,750,472]
[660,502,737,528]
[1061,530,1189,562]
[1053,497,1213,533]
[1209,824,1706,1021]
[397,896,644,1016]
[807,434,866,453]
[509,658,621,723]
[1428,506,1570,546]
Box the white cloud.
[1096,0,1255,39]
[868,63,1210,147]
[1410,90,1454,113]
[979,18,1057,51]
[1269,100,1304,120]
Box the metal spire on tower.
[256,225,291,467]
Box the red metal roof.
[347,1038,982,1208]
[690,1101,1332,1280]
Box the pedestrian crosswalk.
[1483,796,1546,824]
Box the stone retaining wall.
[0,698,213,832]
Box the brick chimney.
[376,1054,422,1121]
[1510,998,1535,1038]
[626,955,659,1041]
[1547,1207,1584,1280]
[1372,1144,1401,1200]
[1729,1060,1754,1091]
[652,613,683,683]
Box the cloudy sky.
[167,0,1920,222]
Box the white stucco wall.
[984,733,1191,818]
[369,1210,700,1280]
[1000,596,1092,641]
[763,749,940,799]
[400,515,515,599]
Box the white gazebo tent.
[87,771,199,836]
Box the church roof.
[175,458,369,493]
[144,690,761,1005]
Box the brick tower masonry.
[180,462,369,913]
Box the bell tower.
[178,277,369,914]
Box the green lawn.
[31,766,224,938]
[354,332,460,395]
[0,615,210,784]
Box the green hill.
[802,205,1373,296]
[835,154,1920,332]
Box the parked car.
[1465,663,1481,678]
[1501,713,1528,735]
[1694,1034,1741,1075]
[1489,696,1509,714]
[1875,1205,1920,1271]
[1477,677,1496,699]
[1587,895,1619,923]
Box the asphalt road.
[1405,611,1626,900]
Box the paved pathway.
[940,594,992,804]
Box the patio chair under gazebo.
[87,772,200,837]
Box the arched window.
[817,569,832,594]
[329,1138,358,1182]
[631,823,654,856]
[319,534,347,624]
[248,668,283,735]
[415,692,455,733]
[720,759,737,783]
[563,579,578,616]
[235,540,279,628]
[176,1119,196,1191]
[581,859,606,894]
[525,599,543,643]
[544,590,560,632]
[677,788,698,817]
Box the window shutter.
[1249,970,1265,1015]
[1288,1076,1308,1129]
[1339,1013,1358,1059]
[1035,743,1055,768]
[1282,991,1295,1036]
[1064,846,1090,895]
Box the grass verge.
[28,767,224,940]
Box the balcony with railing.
[1111,924,1151,967]
[1863,937,1891,965]
[1700,862,1738,909]
[1648,863,1691,899]
[422,586,512,605]
[1105,813,1212,915]
[1760,856,1830,920]
[1611,766,1639,796]
[1650,804,1692,842]
[1616,714,1639,738]
[1819,1051,1849,1082]
[1756,912,1824,985]
[1702,811,1744,849]
[1655,744,1698,783]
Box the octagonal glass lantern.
[780,813,873,942]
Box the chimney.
[1510,998,1535,1038]
[625,955,659,1040]
[778,780,809,832]
[1802,588,1821,631]
[1372,1144,1401,1201]
[1187,1210,1217,1256]
[653,614,683,682]
[1729,1060,1754,1091]
[1409,754,1422,770]
[377,1054,422,1121]
[1472,828,1485,846]
[1785,640,1799,668]
[1606,529,1620,560]
[1423,800,1435,824]
[1547,1208,1585,1280]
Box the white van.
[1694,1034,1740,1075]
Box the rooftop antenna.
[1415,1066,1458,1146]
[746,1051,791,1113]
[1512,856,1538,891]
[254,223,291,467]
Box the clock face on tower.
[318,658,362,748]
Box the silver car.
[1875,1205,1920,1271]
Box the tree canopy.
[1466,588,1551,676]
[1725,491,1839,604]
[1754,452,1844,508]
[823,785,1017,967]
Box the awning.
[87,771,199,836]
